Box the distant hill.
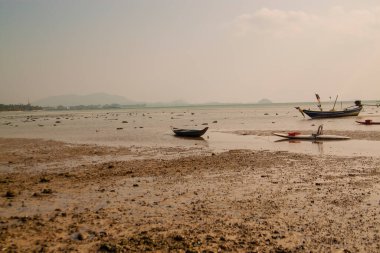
[257,98,273,104]
[33,93,136,107]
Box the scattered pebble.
[5,190,16,198]
[41,189,53,194]
[39,177,50,183]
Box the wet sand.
[1,138,380,252]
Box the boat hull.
[302,107,362,119]
[172,127,208,137]
[273,132,350,140]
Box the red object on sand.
[288,132,301,136]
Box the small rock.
[42,189,53,194]
[71,232,85,241]
[39,177,50,183]
[5,191,16,198]
[173,234,184,241]
[99,243,117,252]
[206,235,214,241]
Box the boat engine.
[354,100,362,107]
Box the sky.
[1,0,380,104]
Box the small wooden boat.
[273,125,350,140]
[356,120,380,125]
[298,106,362,119]
[273,132,350,140]
[296,97,363,119]
[172,127,208,137]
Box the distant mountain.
[257,98,273,104]
[33,93,136,107]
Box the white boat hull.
[273,132,350,140]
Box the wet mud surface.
[1,138,380,252]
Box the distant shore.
[0,104,43,112]
[2,99,378,112]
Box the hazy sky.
[1,0,380,104]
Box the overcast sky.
[1,0,380,104]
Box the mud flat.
[1,138,380,252]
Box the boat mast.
[315,93,323,111]
[332,95,338,111]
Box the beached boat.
[356,120,380,125]
[172,127,208,137]
[296,95,362,119]
[300,106,362,119]
[273,125,350,140]
[273,132,350,140]
[296,100,362,119]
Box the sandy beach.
[3,0,380,251]
[1,137,380,252]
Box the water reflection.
[273,139,334,155]
[173,135,206,141]
[171,134,209,148]
[315,141,324,155]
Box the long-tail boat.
[296,94,362,119]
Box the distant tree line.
[0,104,43,111]
[0,103,146,111]
[44,104,146,111]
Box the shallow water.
[1,103,380,157]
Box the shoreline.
[1,137,380,252]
